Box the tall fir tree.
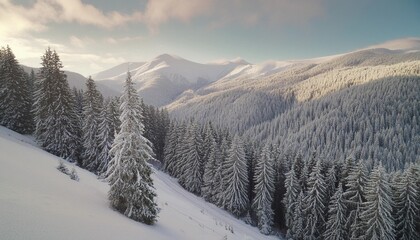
[342,158,356,191]
[72,87,84,165]
[201,122,215,164]
[283,162,301,239]
[154,108,170,162]
[97,100,116,176]
[171,122,188,179]
[291,191,306,240]
[0,46,33,133]
[393,165,420,240]
[223,135,249,217]
[293,153,305,190]
[179,121,204,194]
[214,135,232,207]
[244,140,257,211]
[201,134,220,201]
[343,160,367,240]
[253,143,276,235]
[106,72,158,224]
[163,123,179,176]
[323,183,348,240]
[303,159,328,240]
[361,163,395,240]
[33,48,79,161]
[109,96,121,134]
[81,76,103,172]
[210,137,226,205]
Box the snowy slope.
[92,62,146,80]
[0,126,277,240]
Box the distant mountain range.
[91,38,420,108]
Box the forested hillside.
[167,50,420,169]
[246,75,420,171]
[168,50,420,134]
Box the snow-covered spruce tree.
[210,138,226,205]
[323,183,348,240]
[163,123,179,176]
[302,151,317,192]
[326,163,340,199]
[342,158,356,191]
[201,122,215,164]
[303,158,328,240]
[109,96,121,134]
[361,163,395,240]
[33,48,79,161]
[252,143,276,235]
[201,133,220,201]
[343,160,367,240]
[72,87,84,165]
[0,47,5,119]
[0,46,33,133]
[393,165,420,240]
[97,100,115,176]
[214,135,232,207]
[244,140,257,207]
[81,76,103,172]
[223,135,249,217]
[293,153,305,190]
[291,191,306,240]
[106,72,158,224]
[156,109,170,162]
[171,122,188,179]
[283,162,301,239]
[179,121,204,195]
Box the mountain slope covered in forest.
[0,126,275,240]
[165,48,420,169]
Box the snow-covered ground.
[0,126,277,240]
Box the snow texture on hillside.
[0,126,277,240]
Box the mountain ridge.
[91,38,420,107]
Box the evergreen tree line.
[0,46,169,174]
[245,76,420,172]
[0,46,34,134]
[0,46,163,224]
[163,119,420,238]
[163,120,284,235]
[283,154,420,240]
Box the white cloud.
[70,36,95,48]
[143,0,213,31]
[0,35,125,75]
[363,37,420,51]
[105,36,144,44]
[0,0,326,37]
[142,0,326,31]
[0,0,143,37]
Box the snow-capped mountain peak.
[93,54,254,106]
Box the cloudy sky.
[1,0,419,75]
